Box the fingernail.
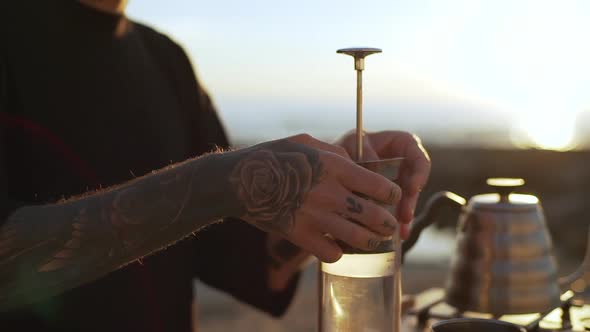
[390,186,401,205]
[383,219,397,232]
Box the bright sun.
[491,2,589,151]
[518,113,577,151]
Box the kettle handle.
[401,191,466,262]
[558,225,590,290]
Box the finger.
[289,227,342,263]
[360,134,379,162]
[304,184,399,236]
[398,191,420,224]
[367,131,431,193]
[373,132,429,224]
[400,222,410,240]
[337,193,399,236]
[315,211,391,251]
[287,133,351,159]
[397,158,428,223]
[333,156,402,206]
[396,133,431,194]
[334,130,379,162]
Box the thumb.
[360,134,379,161]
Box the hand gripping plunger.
[336,47,382,161]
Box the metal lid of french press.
[469,178,539,212]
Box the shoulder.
[131,21,194,68]
[130,20,202,93]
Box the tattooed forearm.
[0,152,241,310]
[0,138,324,310]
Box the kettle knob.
[486,178,525,202]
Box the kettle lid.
[470,178,539,211]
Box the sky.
[127,0,590,150]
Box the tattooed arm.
[0,134,401,310]
[0,151,240,310]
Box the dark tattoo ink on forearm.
[0,152,241,310]
[0,139,322,310]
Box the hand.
[229,134,401,263]
[266,233,310,291]
[336,130,431,237]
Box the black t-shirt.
[0,1,297,331]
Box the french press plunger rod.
[335,47,402,332]
[336,47,382,161]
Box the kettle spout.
[401,191,466,261]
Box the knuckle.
[306,188,332,207]
[335,146,349,157]
[292,133,313,144]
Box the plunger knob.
[337,47,382,70]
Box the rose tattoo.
[230,149,315,235]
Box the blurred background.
[127,1,590,330]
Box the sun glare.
[515,113,577,151]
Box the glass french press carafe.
[319,158,403,332]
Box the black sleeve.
[139,27,300,316]
[0,137,26,224]
[0,196,25,226]
[0,57,23,225]
[192,219,300,317]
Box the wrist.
[187,150,246,222]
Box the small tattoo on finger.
[346,197,363,214]
[367,238,381,250]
